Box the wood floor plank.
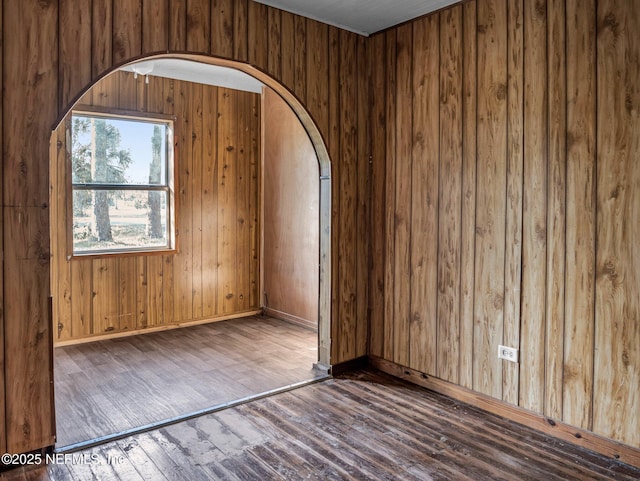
[114,437,170,481]
[327,380,574,481]
[258,397,411,481]
[4,369,639,481]
[340,373,613,480]
[54,316,320,447]
[289,386,490,481]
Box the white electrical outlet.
[498,345,519,363]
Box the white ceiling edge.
[120,59,264,94]
[253,0,370,36]
[252,0,461,36]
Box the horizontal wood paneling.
[4,0,366,453]
[50,72,260,342]
[369,0,640,450]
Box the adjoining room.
[50,59,328,449]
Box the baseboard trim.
[263,307,317,332]
[369,356,640,468]
[331,355,368,376]
[54,309,263,347]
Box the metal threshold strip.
[55,374,331,454]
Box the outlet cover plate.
[498,345,519,363]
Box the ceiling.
[119,1,461,90]
[253,0,460,36]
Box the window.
[70,110,175,256]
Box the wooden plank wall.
[2,0,369,454]
[3,0,58,455]
[50,72,261,342]
[262,88,319,329]
[0,0,4,456]
[369,0,640,448]
[594,0,640,447]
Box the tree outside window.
[70,111,175,255]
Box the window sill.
[68,247,177,261]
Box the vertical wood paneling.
[8,0,640,457]
[233,0,248,62]
[190,82,204,318]
[161,79,176,325]
[356,35,370,357]
[262,89,318,326]
[294,16,307,102]
[338,30,357,361]
[0,0,3,453]
[142,0,169,54]
[59,0,91,111]
[248,94,260,310]
[4,255,52,452]
[3,0,58,452]
[520,0,548,414]
[563,0,596,431]
[372,0,640,452]
[211,0,233,57]
[408,17,437,374]
[217,88,237,314]
[392,23,413,368]
[51,123,72,342]
[594,0,640,447]
[306,20,329,137]
[92,258,120,333]
[71,261,93,337]
[51,74,261,341]
[235,91,249,312]
[136,257,148,328]
[8,0,371,454]
[92,0,113,78]
[459,0,477,390]
[382,29,396,362]
[328,26,341,360]
[113,0,142,64]
[545,0,566,419]
[201,83,218,319]
[248,1,269,72]
[174,80,193,322]
[169,0,187,51]
[368,33,386,358]
[280,12,295,91]
[187,0,211,53]
[502,0,523,406]
[436,6,462,384]
[473,0,507,398]
[144,256,165,328]
[266,8,282,79]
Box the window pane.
[73,189,168,253]
[71,114,167,185]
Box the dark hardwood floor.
[4,370,640,480]
[53,315,323,448]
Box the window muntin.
[70,111,174,255]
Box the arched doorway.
[50,55,331,449]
